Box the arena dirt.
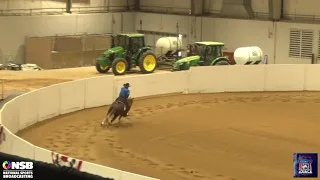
[0,67,168,92]
[17,92,320,180]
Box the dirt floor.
[0,66,168,98]
[0,67,100,92]
[17,92,320,180]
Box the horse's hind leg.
[101,113,110,125]
[102,108,114,125]
[101,116,107,126]
[110,114,118,124]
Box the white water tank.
[155,37,182,56]
[234,46,263,65]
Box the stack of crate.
[25,34,112,69]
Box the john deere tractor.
[172,42,230,71]
[96,33,157,75]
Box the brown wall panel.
[83,36,96,51]
[54,37,82,52]
[94,36,112,50]
[51,0,90,3]
[82,50,104,66]
[0,49,3,64]
[25,37,53,69]
[51,51,82,69]
[83,35,111,51]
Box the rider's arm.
[125,89,130,98]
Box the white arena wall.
[1,65,320,179]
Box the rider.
[117,83,131,117]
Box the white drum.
[234,46,263,65]
[155,37,182,56]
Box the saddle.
[116,98,127,111]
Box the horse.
[101,97,134,125]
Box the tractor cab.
[194,42,225,66]
[114,34,145,54]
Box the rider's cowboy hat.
[123,83,130,87]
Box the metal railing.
[137,30,187,38]
[204,8,269,19]
[139,6,270,19]
[282,14,320,22]
[139,5,190,15]
[0,5,135,16]
[205,9,320,22]
[139,6,320,22]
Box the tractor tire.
[95,63,110,73]
[138,51,157,74]
[213,60,230,66]
[112,58,128,75]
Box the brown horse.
[101,97,134,125]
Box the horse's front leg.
[117,115,123,124]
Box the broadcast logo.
[293,153,318,178]
[3,161,11,170]
[2,161,33,179]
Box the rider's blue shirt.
[119,87,130,99]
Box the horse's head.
[128,97,134,107]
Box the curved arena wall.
[1,64,320,179]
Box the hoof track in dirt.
[18,92,320,180]
[129,100,205,118]
[103,137,211,180]
[126,94,315,119]
[101,122,133,129]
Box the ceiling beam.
[135,0,140,11]
[66,0,72,13]
[191,0,204,15]
[220,0,254,19]
[268,0,282,21]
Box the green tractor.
[172,42,230,71]
[95,33,157,75]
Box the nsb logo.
[2,161,33,170]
